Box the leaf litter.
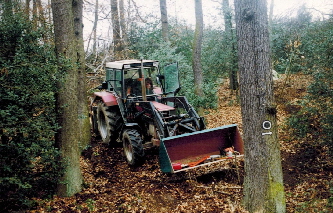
[32,74,333,212]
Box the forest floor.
[32,74,333,213]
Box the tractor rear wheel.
[97,102,122,144]
[122,129,144,166]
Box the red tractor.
[90,60,243,173]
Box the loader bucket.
[159,124,244,173]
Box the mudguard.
[93,91,118,106]
[159,124,244,173]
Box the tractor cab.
[103,60,180,101]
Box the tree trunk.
[35,0,47,41]
[111,0,122,59]
[269,0,274,26]
[268,0,275,51]
[92,0,98,55]
[119,0,128,58]
[234,0,286,212]
[73,0,91,151]
[51,0,83,197]
[192,0,204,97]
[25,0,31,15]
[35,0,45,21]
[222,0,238,91]
[32,0,37,20]
[159,0,169,42]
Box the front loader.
[90,59,244,173]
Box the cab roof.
[105,60,159,70]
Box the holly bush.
[0,13,63,211]
[287,19,333,155]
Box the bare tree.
[111,0,122,59]
[159,0,169,41]
[222,0,238,91]
[51,0,83,197]
[25,0,31,14]
[269,0,274,25]
[92,0,99,55]
[119,0,128,58]
[235,0,286,212]
[192,0,204,97]
[32,0,37,26]
[24,0,48,38]
[35,0,46,23]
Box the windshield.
[124,67,162,97]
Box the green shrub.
[287,19,333,155]
[0,13,63,211]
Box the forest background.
[1,0,333,212]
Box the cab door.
[162,62,180,96]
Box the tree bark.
[111,0,122,59]
[234,0,286,212]
[35,0,45,20]
[222,0,238,91]
[25,0,31,15]
[119,0,128,58]
[159,0,169,42]
[51,0,83,197]
[269,0,274,26]
[92,0,98,55]
[32,0,37,23]
[33,0,47,40]
[192,0,204,97]
[73,0,91,151]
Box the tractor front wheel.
[122,129,144,166]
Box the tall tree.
[51,0,83,197]
[234,0,286,212]
[111,0,122,59]
[269,0,274,26]
[192,0,204,96]
[222,0,238,91]
[73,0,91,151]
[119,0,128,58]
[159,0,169,41]
[32,0,37,26]
[268,0,274,48]
[92,0,99,55]
[25,0,31,14]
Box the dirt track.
[32,74,333,212]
